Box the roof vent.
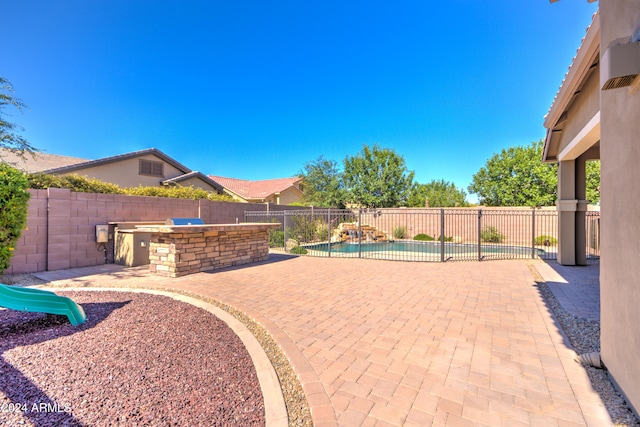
[601,37,640,90]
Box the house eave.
[543,12,600,162]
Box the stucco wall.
[6,190,302,274]
[557,67,601,154]
[276,187,303,205]
[58,154,185,187]
[599,0,640,416]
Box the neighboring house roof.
[162,171,223,192]
[40,148,193,175]
[0,149,89,173]
[1,147,223,192]
[209,175,303,201]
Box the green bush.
[27,172,233,201]
[0,164,31,273]
[269,229,285,248]
[125,185,232,201]
[481,226,505,243]
[438,235,454,242]
[392,225,407,239]
[28,173,123,193]
[287,215,321,243]
[316,222,329,241]
[413,233,434,241]
[534,235,557,246]
[289,246,308,255]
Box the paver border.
[38,287,288,427]
[527,264,612,426]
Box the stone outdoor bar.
[135,223,280,278]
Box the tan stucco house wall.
[598,0,640,417]
[54,154,186,187]
[544,1,640,416]
[13,148,223,194]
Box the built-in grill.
[165,218,205,225]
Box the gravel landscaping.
[527,264,640,427]
[0,290,265,426]
[3,263,640,426]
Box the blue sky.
[2,1,597,202]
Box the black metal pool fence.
[244,208,600,262]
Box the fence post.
[531,208,536,259]
[327,208,331,257]
[478,209,483,261]
[440,209,445,262]
[284,211,288,253]
[358,209,362,258]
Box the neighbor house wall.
[599,0,640,416]
[277,187,304,205]
[7,190,304,274]
[57,154,185,187]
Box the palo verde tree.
[407,179,470,207]
[342,144,414,208]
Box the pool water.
[303,240,545,260]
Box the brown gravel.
[527,262,640,427]
[0,291,265,427]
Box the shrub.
[289,246,308,255]
[0,164,31,273]
[413,233,434,241]
[269,229,285,248]
[392,225,407,239]
[534,235,558,246]
[316,222,329,241]
[438,235,454,242]
[125,185,232,201]
[27,172,233,201]
[481,226,505,243]
[287,215,320,242]
[28,173,123,193]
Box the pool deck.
[32,256,608,426]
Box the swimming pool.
[303,240,546,262]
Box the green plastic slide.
[0,284,87,326]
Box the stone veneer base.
[136,223,280,278]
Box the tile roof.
[544,11,599,125]
[209,175,302,200]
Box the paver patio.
[35,256,611,426]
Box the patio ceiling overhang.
[543,12,600,163]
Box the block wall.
[7,190,301,274]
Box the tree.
[342,144,414,208]
[1,77,36,159]
[299,156,346,208]
[468,140,558,207]
[586,160,600,205]
[407,179,470,207]
[0,164,31,272]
